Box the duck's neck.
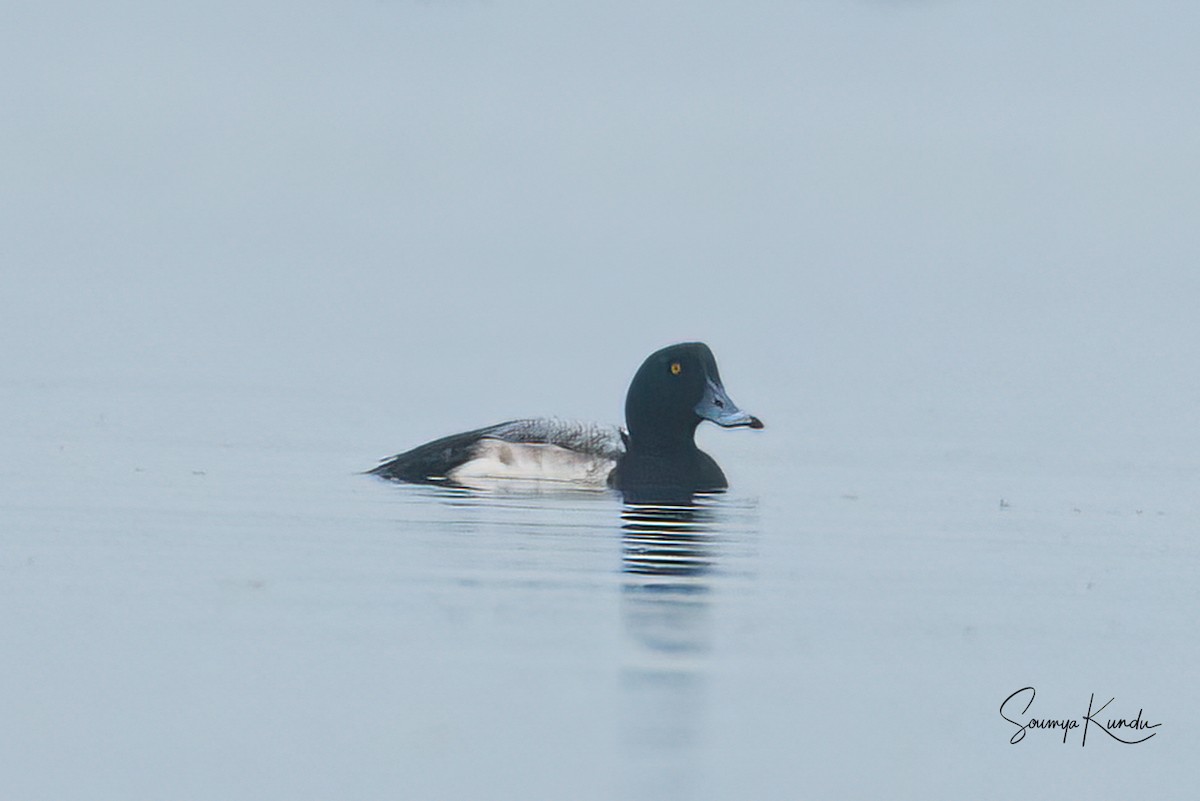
[625,417,700,456]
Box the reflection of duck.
[368,342,762,497]
[621,500,719,577]
[618,494,755,785]
[620,497,720,657]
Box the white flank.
[447,439,617,487]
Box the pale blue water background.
[3,376,1195,798]
[3,1,1199,798]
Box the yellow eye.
[670,362,682,376]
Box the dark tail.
[367,422,513,483]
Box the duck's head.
[623,342,763,451]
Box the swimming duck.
[369,342,762,494]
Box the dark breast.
[610,448,728,495]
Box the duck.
[368,342,763,495]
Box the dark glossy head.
[623,342,763,452]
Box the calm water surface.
[2,379,1194,800]
[5,0,1199,795]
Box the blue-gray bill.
[695,378,764,429]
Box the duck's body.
[368,418,624,487]
[369,342,762,496]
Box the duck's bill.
[696,378,765,429]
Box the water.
[2,375,1194,799]
[4,1,1199,796]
